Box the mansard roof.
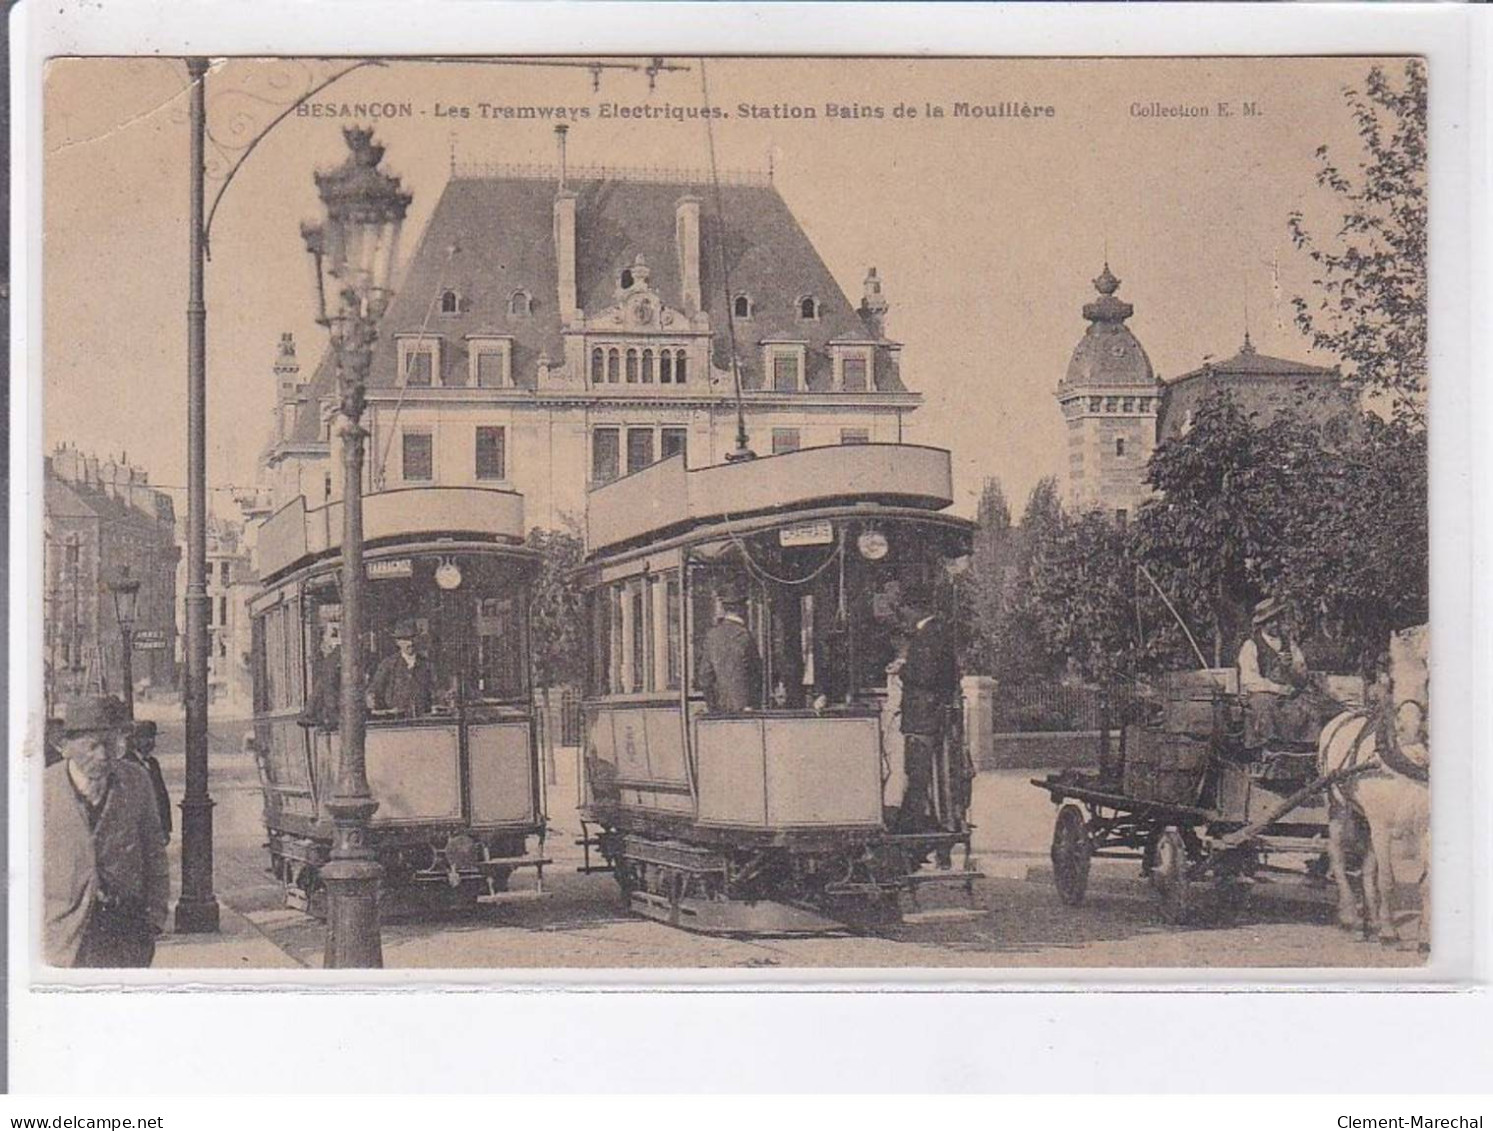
[1165,335,1339,385]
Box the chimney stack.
[859,266,888,338]
[553,127,578,326]
[675,195,702,316]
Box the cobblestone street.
[147,718,1422,972]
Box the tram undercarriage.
[267,829,550,919]
[579,822,979,935]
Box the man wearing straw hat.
[44,695,170,967]
[1238,596,1322,749]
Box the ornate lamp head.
[107,565,141,633]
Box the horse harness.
[1336,700,1429,785]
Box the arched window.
[607,348,620,383]
[642,349,654,383]
[509,290,532,317]
[620,267,635,290]
[440,289,460,315]
[626,348,639,383]
[733,295,752,319]
[659,352,673,384]
[591,348,604,385]
[674,350,688,384]
[798,296,819,320]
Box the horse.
[1317,624,1429,949]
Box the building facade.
[175,514,257,712]
[1054,265,1161,522]
[265,160,920,532]
[1056,264,1356,520]
[44,447,180,709]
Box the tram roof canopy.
[258,486,526,580]
[586,443,957,558]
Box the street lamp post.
[302,127,411,968]
[107,567,142,721]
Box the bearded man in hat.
[1238,596,1320,748]
[44,695,170,967]
[697,582,762,714]
[368,620,435,717]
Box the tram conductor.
[895,581,957,833]
[698,583,762,714]
[368,620,435,717]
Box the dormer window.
[509,290,532,317]
[467,335,514,388]
[798,295,821,321]
[763,341,808,392]
[397,336,440,387]
[733,294,753,320]
[832,344,874,392]
[440,289,460,315]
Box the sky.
[42,55,1399,516]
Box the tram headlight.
[857,529,889,561]
[435,561,463,590]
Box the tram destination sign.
[367,558,414,580]
[779,521,834,548]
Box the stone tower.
[1054,264,1161,521]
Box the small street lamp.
[107,565,142,721]
[302,126,411,968]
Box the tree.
[955,478,1012,673]
[1288,59,1427,427]
[525,524,587,691]
[1025,508,1139,686]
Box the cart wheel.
[1151,828,1192,925]
[1050,804,1092,906]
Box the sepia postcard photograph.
[32,50,1438,979]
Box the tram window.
[665,576,682,690]
[592,428,620,485]
[475,426,506,481]
[661,427,687,463]
[474,595,524,701]
[649,574,680,692]
[626,428,655,475]
[402,432,434,482]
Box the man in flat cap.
[44,695,170,967]
[697,581,762,714]
[368,620,435,717]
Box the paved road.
[150,716,1422,971]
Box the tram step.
[905,869,985,887]
[475,889,551,905]
[478,856,552,872]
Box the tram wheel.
[1050,804,1091,906]
[1150,828,1192,925]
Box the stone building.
[174,514,257,712]
[265,156,920,532]
[44,446,180,708]
[1056,264,1356,520]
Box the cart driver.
[1238,597,1322,748]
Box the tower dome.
[1059,264,1155,393]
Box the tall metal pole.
[323,306,383,968]
[118,627,135,722]
[176,56,220,934]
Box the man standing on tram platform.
[697,583,763,714]
[895,582,958,836]
[368,620,435,717]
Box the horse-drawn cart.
[1032,669,1368,923]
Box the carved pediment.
[590,288,692,334]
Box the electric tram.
[248,486,547,914]
[576,443,980,932]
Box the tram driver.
[368,620,436,718]
[697,582,763,714]
[892,581,958,836]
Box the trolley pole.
[176,56,220,935]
